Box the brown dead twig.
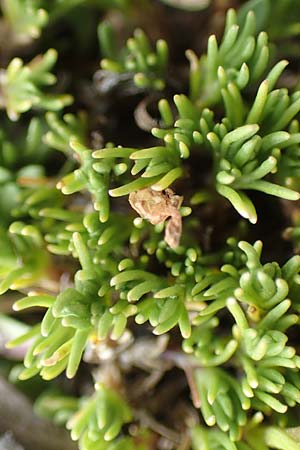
[0,376,77,450]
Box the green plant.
[2,2,300,450]
[0,49,72,120]
[1,0,130,43]
[99,24,169,90]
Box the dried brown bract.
[128,187,183,248]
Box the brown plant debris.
[129,187,183,248]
